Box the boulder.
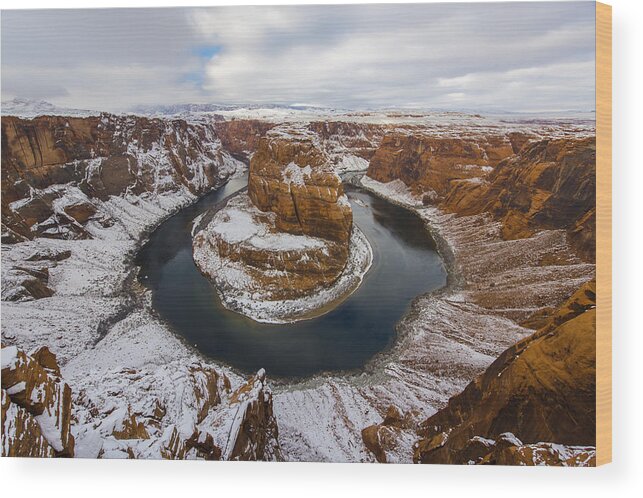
[361,405,417,463]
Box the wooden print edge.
[596,1,612,466]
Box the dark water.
[136,177,446,378]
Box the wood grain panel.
[596,1,612,467]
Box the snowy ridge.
[1,98,100,118]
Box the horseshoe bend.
[1,104,597,465]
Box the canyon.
[1,103,596,464]
[192,135,372,322]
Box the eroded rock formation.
[1,114,270,243]
[367,134,522,200]
[1,342,281,460]
[193,136,371,322]
[1,345,74,457]
[248,138,353,243]
[366,134,596,262]
[1,107,597,465]
[441,137,596,260]
[413,281,597,465]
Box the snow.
[360,176,425,208]
[282,162,313,186]
[1,98,100,118]
[1,345,19,368]
[6,381,26,395]
[193,193,373,324]
[335,154,370,174]
[206,196,326,251]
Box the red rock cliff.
[248,137,352,244]
[414,280,597,464]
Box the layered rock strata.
[366,135,596,262]
[1,114,270,244]
[248,138,353,243]
[413,281,597,465]
[193,137,372,323]
[1,108,597,464]
[1,345,74,457]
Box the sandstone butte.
[192,136,366,317]
[248,137,353,244]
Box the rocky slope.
[192,136,372,322]
[0,114,272,244]
[440,137,596,261]
[413,281,596,465]
[1,344,281,460]
[367,134,522,200]
[366,134,596,262]
[356,130,596,465]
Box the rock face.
[413,281,597,465]
[367,134,520,200]
[193,136,371,322]
[441,137,596,261]
[1,108,597,464]
[153,368,280,461]
[226,369,281,461]
[2,248,71,302]
[366,135,595,262]
[248,138,353,243]
[213,120,277,161]
[1,345,75,457]
[1,114,269,243]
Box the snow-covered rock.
[1,345,74,456]
[192,193,372,323]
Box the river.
[136,176,446,378]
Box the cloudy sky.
[1,2,595,112]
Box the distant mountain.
[1,98,98,118]
[131,102,336,117]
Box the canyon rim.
[1,1,605,466]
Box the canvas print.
[1,2,606,465]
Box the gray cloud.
[1,2,596,112]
